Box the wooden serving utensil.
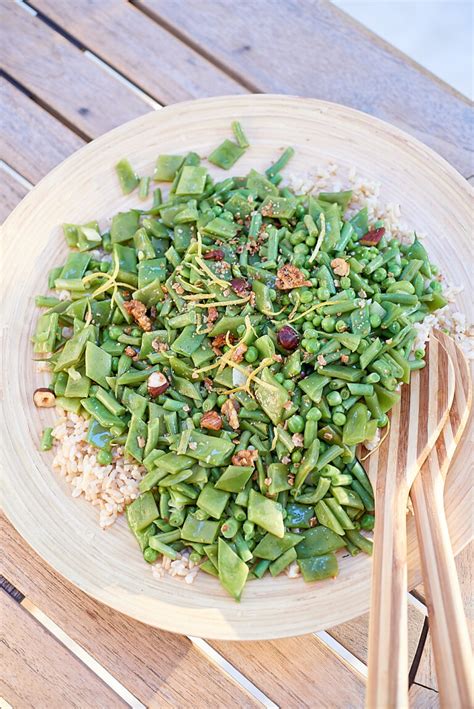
[410,330,473,707]
[365,337,455,708]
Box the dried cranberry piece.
[277,325,300,351]
[359,227,385,246]
[230,277,250,296]
[203,249,225,261]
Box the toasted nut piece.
[276,264,311,290]
[231,342,248,364]
[200,411,223,431]
[147,371,169,397]
[124,299,152,331]
[330,257,350,277]
[232,449,258,466]
[221,399,240,430]
[33,388,56,408]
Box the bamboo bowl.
[1,95,472,640]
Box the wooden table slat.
[0,168,29,223]
[210,636,365,707]
[1,77,85,183]
[29,0,246,104]
[1,0,151,140]
[0,589,127,709]
[138,0,473,177]
[0,515,259,708]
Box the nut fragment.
[232,449,259,466]
[123,299,152,331]
[330,258,350,277]
[147,371,169,397]
[33,388,56,408]
[207,306,219,326]
[124,346,138,359]
[275,264,311,290]
[200,410,223,431]
[221,399,240,430]
[231,342,248,364]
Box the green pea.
[97,449,113,466]
[288,415,305,433]
[303,328,318,339]
[100,261,110,273]
[372,267,387,282]
[305,338,320,354]
[217,394,227,407]
[388,262,402,278]
[221,210,234,222]
[369,314,382,328]
[283,379,295,392]
[317,287,330,301]
[144,547,159,563]
[245,346,258,363]
[293,254,306,268]
[339,276,351,289]
[294,243,309,255]
[109,325,122,340]
[302,321,313,332]
[360,513,375,531]
[291,450,303,463]
[312,315,322,327]
[306,235,316,247]
[289,231,305,245]
[131,327,142,337]
[327,391,342,407]
[307,407,322,421]
[333,412,347,426]
[321,316,336,333]
[275,373,285,384]
[300,290,313,304]
[301,338,309,350]
[335,320,347,332]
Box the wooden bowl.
[2,95,472,640]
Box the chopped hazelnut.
[33,388,56,408]
[232,449,258,466]
[330,258,350,277]
[147,371,169,397]
[200,410,223,431]
[221,399,240,430]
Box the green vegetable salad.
[34,122,447,600]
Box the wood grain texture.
[365,340,455,708]
[0,516,258,708]
[0,589,126,709]
[1,95,472,640]
[138,0,473,176]
[210,636,365,707]
[0,77,85,183]
[411,333,473,708]
[0,169,28,223]
[29,0,246,103]
[0,0,150,139]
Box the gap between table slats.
[0,586,129,709]
[1,0,152,140]
[27,0,247,104]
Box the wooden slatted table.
[1,2,472,706]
